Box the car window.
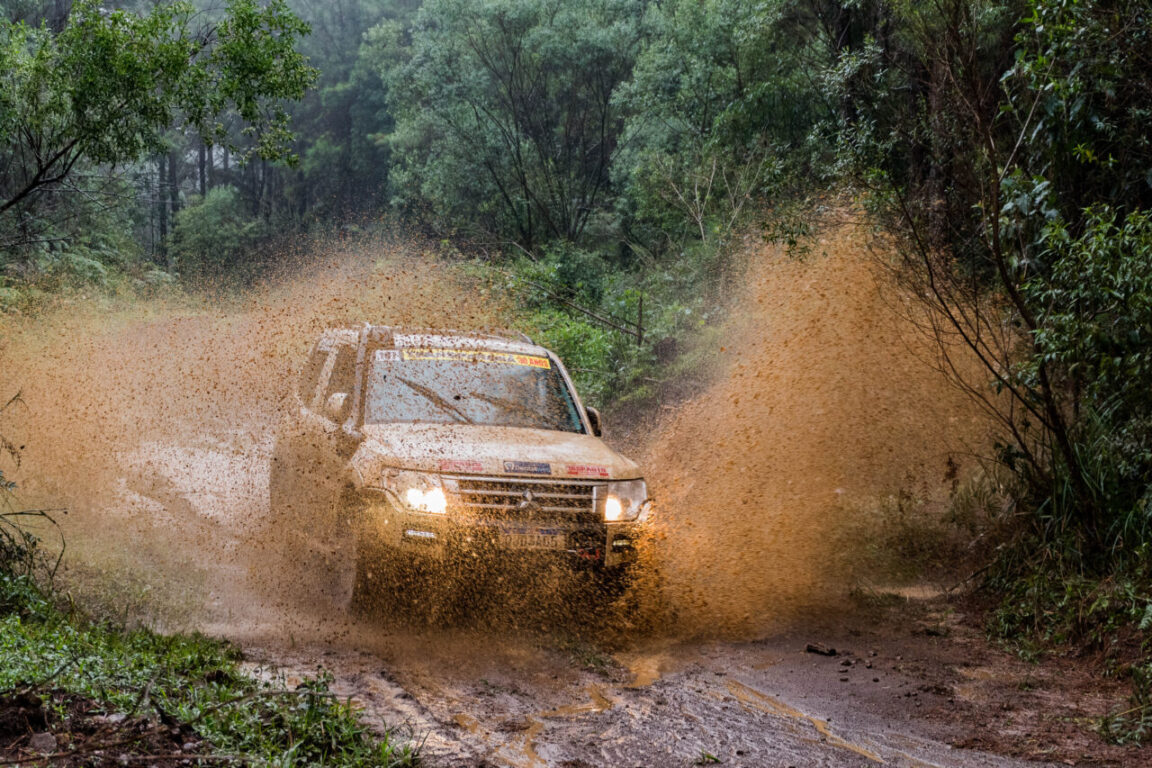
[298,345,330,407]
[323,345,356,399]
[363,348,585,433]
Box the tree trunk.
[157,154,168,265]
[259,159,269,221]
[49,0,69,32]
[198,142,206,197]
[168,148,181,272]
[297,168,307,222]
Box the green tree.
[0,0,315,253]
[169,185,265,278]
[614,0,829,249]
[384,0,646,251]
[279,0,417,222]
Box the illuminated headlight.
[595,479,649,522]
[375,470,449,515]
[405,485,447,515]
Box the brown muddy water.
[0,226,1032,767]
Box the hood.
[352,422,642,483]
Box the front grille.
[448,475,601,523]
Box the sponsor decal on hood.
[439,459,485,474]
[503,460,552,475]
[565,463,610,478]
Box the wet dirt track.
[98,420,1041,768]
[0,232,1064,766]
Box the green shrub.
[1021,208,1152,554]
[0,612,419,766]
[170,185,267,280]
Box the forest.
[2,0,1152,754]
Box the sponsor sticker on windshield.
[565,464,609,478]
[400,348,551,369]
[504,460,552,475]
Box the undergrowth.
[986,540,1152,745]
[0,476,418,767]
[0,611,419,765]
[898,454,1152,744]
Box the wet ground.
[88,430,1064,768]
[241,625,1054,768]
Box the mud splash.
[0,232,504,627]
[642,217,990,636]
[0,216,989,643]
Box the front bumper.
[356,492,641,569]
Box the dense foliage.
[0,0,315,283]
[822,0,1152,563]
[386,0,646,249]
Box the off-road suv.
[269,325,650,608]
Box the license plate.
[501,530,566,550]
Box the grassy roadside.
[1,514,419,767]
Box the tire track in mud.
[241,624,1043,768]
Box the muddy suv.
[270,325,650,608]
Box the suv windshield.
[363,348,585,433]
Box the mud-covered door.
[270,342,329,515]
[272,338,355,516]
[295,339,358,509]
[269,337,360,602]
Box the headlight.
[595,479,649,522]
[376,470,448,514]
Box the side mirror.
[585,406,603,437]
[324,392,351,423]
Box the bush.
[1023,207,1152,553]
[170,186,267,280]
[0,612,420,766]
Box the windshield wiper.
[466,390,525,413]
[467,390,569,430]
[394,376,472,423]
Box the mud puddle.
[237,622,1039,768]
[89,426,1035,768]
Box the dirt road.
[95,430,1042,768]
